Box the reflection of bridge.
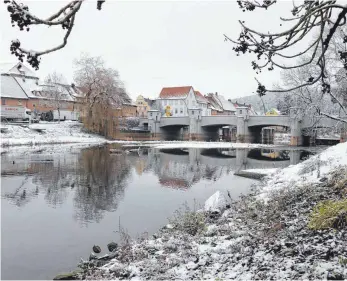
[140,107,347,146]
[147,148,304,189]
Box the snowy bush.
[308,199,347,230]
[168,203,206,236]
[124,117,140,129]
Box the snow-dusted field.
[1,121,107,147]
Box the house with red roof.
[157,86,211,117]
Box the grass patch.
[168,202,206,236]
[308,199,347,230]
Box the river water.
[1,144,323,279]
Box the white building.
[157,86,211,117]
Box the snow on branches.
[4,0,106,69]
[225,0,347,96]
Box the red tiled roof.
[159,86,192,98]
[194,90,208,103]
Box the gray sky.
[0,1,294,100]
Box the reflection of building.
[159,178,190,189]
[147,148,230,189]
[135,159,146,175]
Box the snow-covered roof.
[0,62,38,78]
[205,95,223,112]
[32,83,78,102]
[13,76,39,98]
[0,74,29,99]
[215,95,236,112]
[194,91,209,104]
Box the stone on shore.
[204,191,228,212]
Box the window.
[180,108,183,114]
[18,100,22,106]
[175,108,178,114]
[150,113,153,117]
[192,111,194,115]
[240,110,242,114]
[2,99,5,105]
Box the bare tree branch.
[4,0,105,69]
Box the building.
[265,108,281,116]
[232,101,258,115]
[1,62,40,109]
[204,93,236,115]
[1,62,82,117]
[120,102,137,117]
[157,86,211,117]
[135,95,155,117]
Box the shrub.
[308,199,347,230]
[168,202,206,236]
[327,166,347,191]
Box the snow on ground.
[1,121,108,147]
[240,168,279,175]
[1,122,284,149]
[79,142,347,280]
[258,141,347,201]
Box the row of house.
[134,86,256,118]
[0,62,138,119]
[1,62,255,121]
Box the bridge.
[140,107,347,146]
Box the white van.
[1,106,31,121]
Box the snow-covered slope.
[1,121,107,146]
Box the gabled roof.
[0,62,38,78]
[13,76,39,98]
[205,95,223,112]
[215,94,236,112]
[159,86,193,99]
[1,74,29,99]
[194,91,208,104]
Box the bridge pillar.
[188,108,202,140]
[341,123,347,143]
[289,107,303,146]
[148,110,161,138]
[235,148,248,171]
[236,106,251,143]
[289,150,301,165]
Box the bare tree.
[44,72,66,123]
[4,0,105,69]
[225,1,347,97]
[73,53,128,137]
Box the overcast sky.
[0,1,295,100]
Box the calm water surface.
[1,144,323,279]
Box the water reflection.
[1,146,319,224]
[1,144,324,280]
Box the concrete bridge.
[140,107,347,146]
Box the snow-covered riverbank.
[72,142,347,280]
[1,121,283,149]
[1,121,107,147]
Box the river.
[1,144,324,279]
